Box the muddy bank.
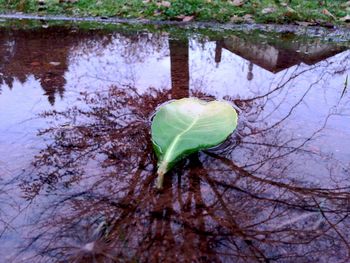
[0,13,350,42]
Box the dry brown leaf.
[160,1,171,7]
[261,7,277,14]
[230,15,243,23]
[182,16,194,22]
[286,7,296,13]
[322,9,335,20]
[284,6,296,17]
[231,0,245,7]
[295,21,316,26]
[153,10,162,16]
[243,14,254,23]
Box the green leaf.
[151,97,238,189]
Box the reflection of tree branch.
[312,196,350,259]
[206,152,350,211]
[201,169,269,262]
[11,76,350,262]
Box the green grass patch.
[0,0,349,25]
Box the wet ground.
[0,22,350,262]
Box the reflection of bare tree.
[0,28,110,104]
[0,28,168,104]
[15,70,350,262]
[67,31,170,91]
[170,39,189,99]
[0,28,77,104]
[1,26,349,262]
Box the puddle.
[0,24,350,262]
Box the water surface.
[0,24,350,262]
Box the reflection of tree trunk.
[151,173,176,262]
[215,41,222,65]
[169,39,189,99]
[184,154,221,262]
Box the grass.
[0,0,349,25]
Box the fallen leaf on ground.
[230,15,243,23]
[175,15,195,21]
[182,16,194,22]
[340,15,350,22]
[243,14,254,23]
[153,10,162,16]
[231,0,245,7]
[284,6,297,17]
[261,7,277,14]
[286,6,296,13]
[295,21,316,26]
[157,1,171,7]
[322,9,335,20]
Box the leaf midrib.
[163,115,200,162]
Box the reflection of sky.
[0,77,47,176]
[62,37,350,164]
[65,34,171,93]
[1,34,350,169]
[0,31,350,261]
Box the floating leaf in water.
[151,98,238,189]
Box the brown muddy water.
[0,24,350,263]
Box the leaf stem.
[156,161,168,189]
[156,172,165,190]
